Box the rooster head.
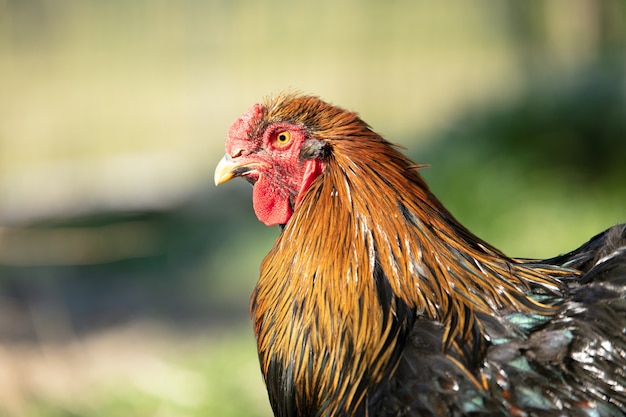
[214,93,363,226]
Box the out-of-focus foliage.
[421,65,626,256]
[0,1,624,416]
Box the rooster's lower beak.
[214,154,260,186]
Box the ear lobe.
[295,159,325,207]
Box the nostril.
[231,149,243,158]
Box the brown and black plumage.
[214,92,626,417]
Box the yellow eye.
[275,131,291,146]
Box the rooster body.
[215,93,626,417]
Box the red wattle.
[252,159,325,227]
[253,177,293,226]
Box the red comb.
[228,103,264,143]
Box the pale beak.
[214,154,261,186]
[214,154,236,186]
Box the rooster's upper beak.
[214,154,261,186]
[214,154,236,186]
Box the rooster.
[214,92,626,417]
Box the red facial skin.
[224,104,325,226]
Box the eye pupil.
[276,131,291,145]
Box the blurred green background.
[0,1,625,416]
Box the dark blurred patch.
[0,183,276,342]
[420,65,626,187]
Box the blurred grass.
[0,1,624,416]
[7,324,271,417]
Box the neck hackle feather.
[250,93,577,416]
